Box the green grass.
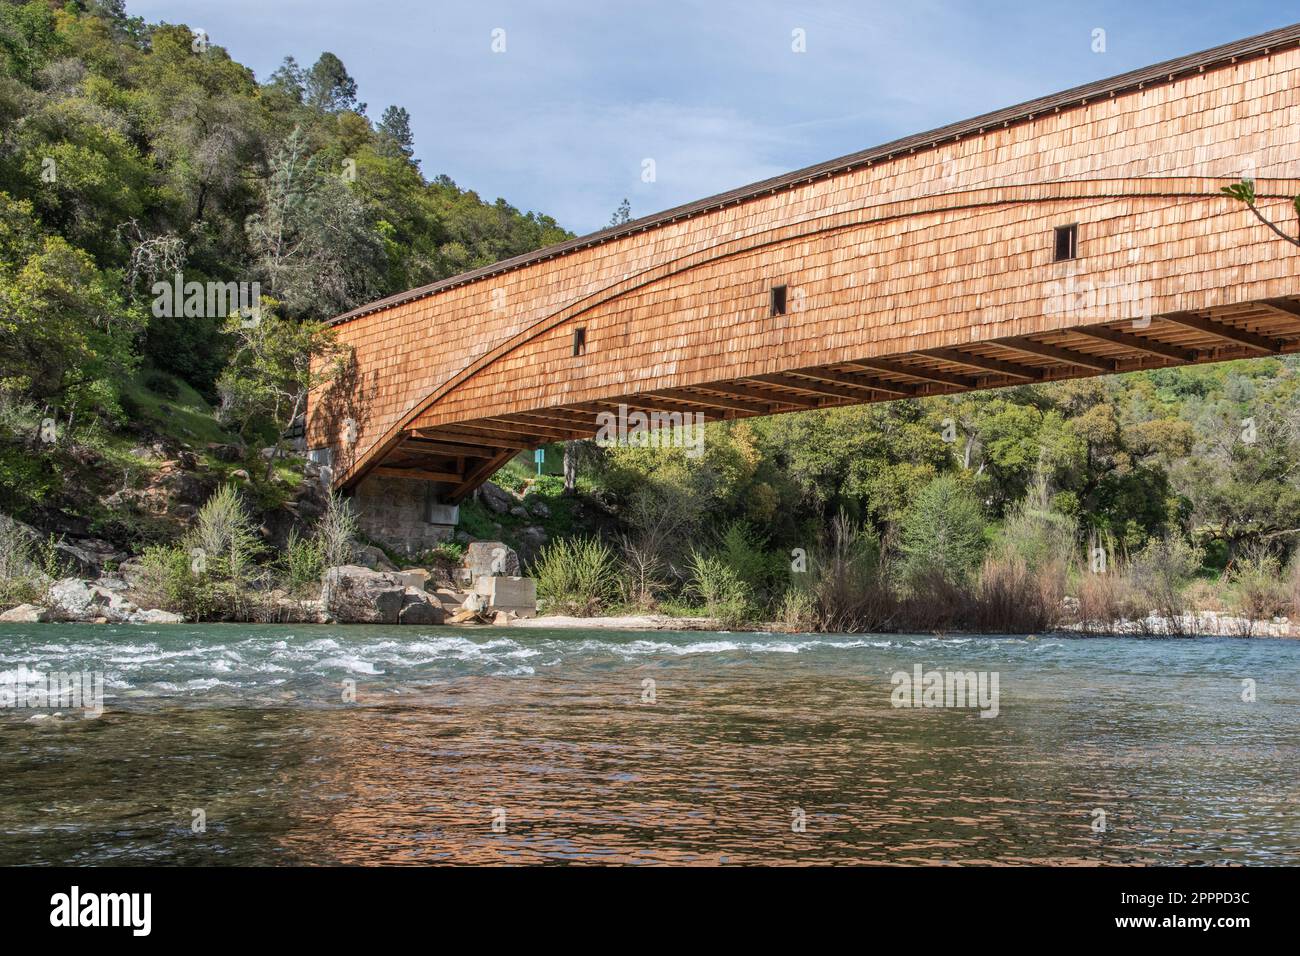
[120,370,241,449]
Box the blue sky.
[127,1,1299,234]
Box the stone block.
[463,542,520,579]
[482,576,537,617]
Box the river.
[0,623,1296,865]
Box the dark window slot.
[770,284,788,316]
[1053,224,1078,262]
[573,327,586,356]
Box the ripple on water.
[0,622,1295,865]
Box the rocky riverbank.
[0,537,540,627]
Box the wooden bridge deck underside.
[381,299,1300,503]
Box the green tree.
[898,474,988,588]
[305,52,362,114]
[244,127,385,318]
[216,308,348,476]
[0,192,142,420]
[377,105,414,159]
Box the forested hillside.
[0,0,568,524]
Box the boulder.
[529,499,551,518]
[47,578,182,624]
[509,505,529,518]
[48,578,136,623]
[54,537,128,578]
[207,443,247,463]
[129,440,173,460]
[257,591,331,624]
[515,525,549,563]
[478,481,514,515]
[0,604,52,623]
[462,541,520,579]
[352,544,398,572]
[131,608,185,625]
[398,588,445,625]
[492,610,519,626]
[447,608,489,625]
[321,566,406,624]
[116,558,149,590]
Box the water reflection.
[0,627,1297,864]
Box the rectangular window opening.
[572,326,586,356]
[1053,224,1078,262]
[770,284,788,317]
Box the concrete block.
[427,504,460,525]
[482,576,537,617]
[395,569,431,590]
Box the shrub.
[429,540,465,563]
[144,373,180,399]
[775,586,816,632]
[314,491,358,568]
[969,553,1064,633]
[531,536,621,616]
[996,474,1078,574]
[184,484,264,617]
[686,549,751,627]
[807,512,896,633]
[1290,556,1300,620]
[280,528,325,594]
[716,520,786,607]
[618,533,667,611]
[133,544,217,621]
[1129,535,1204,635]
[1073,564,1144,635]
[897,475,987,591]
[0,514,49,609]
[1227,548,1290,622]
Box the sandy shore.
[508,612,1296,637]
[511,614,727,631]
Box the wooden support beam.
[1258,298,1300,323]
[484,417,582,441]
[849,357,974,388]
[414,427,528,450]
[923,348,1042,381]
[372,466,464,483]
[400,438,499,458]
[697,381,821,408]
[1158,312,1284,354]
[746,373,862,401]
[505,411,593,430]
[792,367,913,397]
[561,398,710,429]
[648,388,770,414]
[517,406,599,425]
[1073,324,1199,363]
[995,337,1117,372]
[447,449,518,504]
[608,396,720,420]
